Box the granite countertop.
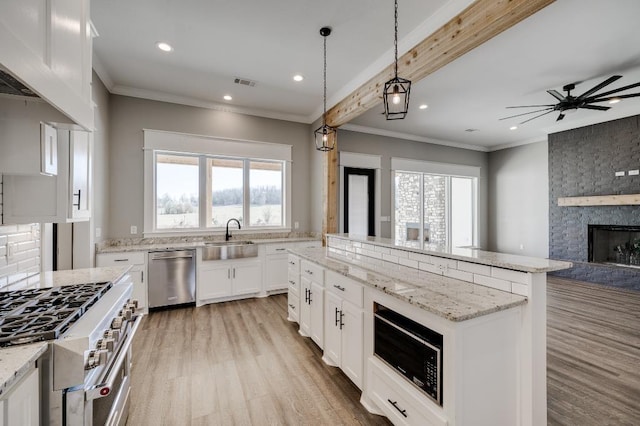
[329,233,572,273]
[0,266,131,393]
[290,247,527,322]
[96,236,321,254]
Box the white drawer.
[266,243,294,255]
[287,271,299,293]
[300,260,324,283]
[369,359,447,426]
[288,255,300,273]
[325,270,363,308]
[288,290,299,323]
[96,251,146,266]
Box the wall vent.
[234,77,256,87]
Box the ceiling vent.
[234,77,256,87]
[0,69,39,98]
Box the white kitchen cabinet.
[287,254,301,323]
[197,258,262,304]
[96,252,148,310]
[323,271,364,389]
[0,366,39,426]
[0,120,57,176]
[0,0,94,129]
[299,260,324,348]
[265,241,320,292]
[2,128,92,224]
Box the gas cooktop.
[0,282,113,347]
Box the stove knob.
[119,308,133,320]
[96,338,115,351]
[111,316,124,329]
[125,302,137,313]
[86,350,109,369]
[104,329,121,341]
[128,299,139,309]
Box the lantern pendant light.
[314,26,337,152]
[383,0,411,120]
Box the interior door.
[344,167,375,236]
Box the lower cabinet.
[299,276,324,349]
[323,277,364,389]
[198,259,262,303]
[96,252,147,310]
[0,367,39,426]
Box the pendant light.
[383,0,411,120]
[314,26,337,152]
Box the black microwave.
[374,303,443,405]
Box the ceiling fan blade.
[505,104,555,109]
[579,104,610,111]
[589,92,640,103]
[588,81,640,99]
[577,75,622,99]
[547,90,565,101]
[499,107,554,121]
[519,109,555,124]
[556,113,565,121]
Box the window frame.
[143,130,292,237]
[391,158,479,248]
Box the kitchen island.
[287,234,572,426]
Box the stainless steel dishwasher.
[148,249,196,309]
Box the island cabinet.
[287,254,301,323]
[298,260,324,348]
[322,270,364,389]
[0,366,39,426]
[0,0,94,129]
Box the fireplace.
[588,225,640,267]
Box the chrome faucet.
[225,218,241,241]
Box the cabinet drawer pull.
[333,284,345,292]
[304,269,313,275]
[113,259,129,262]
[289,280,296,285]
[387,399,408,418]
[289,261,296,265]
[275,248,286,251]
[289,304,295,310]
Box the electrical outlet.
[95,227,102,238]
[294,221,299,229]
[130,226,137,235]
[519,244,524,250]
[629,169,639,176]
[615,171,625,177]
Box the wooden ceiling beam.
[325,0,556,127]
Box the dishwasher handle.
[149,250,194,260]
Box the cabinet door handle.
[141,271,143,283]
[289,280,295,285]
[333,284,345,292]
[339,311,345,330]
[335,307,340,327]
[289,304,295,310]
[387,400,407,418]
[228,269,231,279]
[113,259,129,262]
[308,289,312,304]
[73,189,81,209]
[233,268,236,279]
[275,248,286,251]
[289,261,296,265]
[304,288,309,304]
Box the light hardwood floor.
[128,278,640,425]
[547,277,640,426]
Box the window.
[392,158,478,248]
[144,130,291,235]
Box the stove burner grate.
[0,282,113,347]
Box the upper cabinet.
[0,0,94,130]
[2,128,92,224]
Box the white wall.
[107,95,313,238]
[487,141,548,257]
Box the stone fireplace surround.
[548,115,640,290]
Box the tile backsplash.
[0,176,42,290]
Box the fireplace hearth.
[589,225,640,267]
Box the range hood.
[0,68,40,98]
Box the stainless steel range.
[0,275,141,425]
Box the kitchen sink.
[202,241,258,260]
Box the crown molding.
[340,124,489,152]
[488,135,548,152]
[92,55,114,91]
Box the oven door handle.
[86,315,142,401]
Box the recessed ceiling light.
[156,42,173,52]
[223,95,232,101]
[293,75,304,82]
[609,98,621,104]
[510,126,518,130]
[419,104,428,110]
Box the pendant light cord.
[394,0,398,79]
[323,34,328,127]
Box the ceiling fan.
[500,75,640,124]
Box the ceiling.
[92,0,640,151]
